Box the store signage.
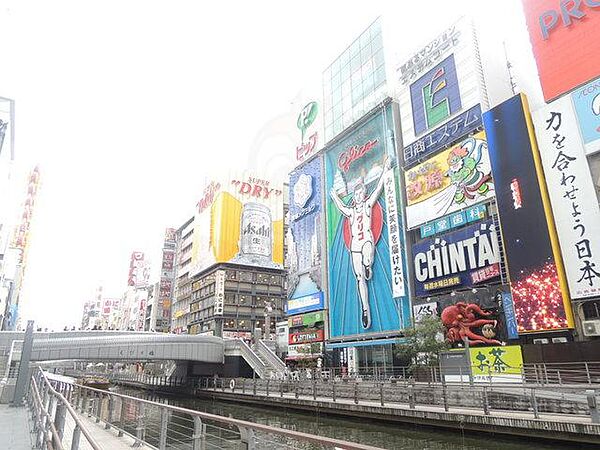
[412,302,438,322]
[412,220,500,296]
[419,204,485,239]
[287,292,324,316]
[498,291,519,340]
[288,311,325,328]
[287,342,323,358]
[572,76,600,155]
[214,270,225,316]
[404,104,482,167]
[522,0,600,101]
[398,22,460,86]
[289,329,324,345]
[338,139,379,172]
[470,345,523,383]
[537,0,600,40]
[533,96,600,299]
[410,54,462,136]
[405,131,494,229]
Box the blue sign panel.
[500,292,519,340]
[403,103,482,167]
[571,76,600,150]
[434,217,451,234]
[448,211,466,228]
[412,219,501,296]
[420,222,436,239]
[465,204,487,223]
[287,292,325,316]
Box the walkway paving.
[0,404,33,450]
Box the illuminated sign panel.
[482,93,573,332]
[522,0,600,101]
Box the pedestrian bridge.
[0,330,285,378]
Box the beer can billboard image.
[191,172,284,276]
[324,104,411,340]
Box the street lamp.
[264,302,273,340]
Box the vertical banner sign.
[383,169,405,297]
[214,271,225,316]
[533,96,600,299]
[324,104,411,340]
[499,291,519,340]
[483,94,573,333]
[288,157,325,315]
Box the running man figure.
[330,157,390,329]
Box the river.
[112,385,577,450]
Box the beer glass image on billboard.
[324,105,410,340]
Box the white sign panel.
[412,302,438,322]
[214,270,225,316]
[383,169,405,297]
[533,96,600,299]
[397,16,484,148]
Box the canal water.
[113,386,576,450]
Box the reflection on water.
[113,386,575,450]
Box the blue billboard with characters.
[324,104,411,340]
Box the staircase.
[223,339,285,379]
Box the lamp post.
[264,302,273,341]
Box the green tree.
[395,315,449,367]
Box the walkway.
[0,405,32,450]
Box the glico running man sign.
[324,103,411,341]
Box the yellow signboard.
[191,172,284,276]
[469,345,523,379]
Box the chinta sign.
[412,220,500,296]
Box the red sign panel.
[522,0,600,101]
[288,329,324,345]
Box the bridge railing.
[200,376,600,423]
[47,376,383,449]
[29,369,102,450]
[256,339,286,372]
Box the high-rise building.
[172,218,194,334]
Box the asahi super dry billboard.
[191,172,284,276]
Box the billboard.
[127,251,149,287]
[324,104,411,340]
[288,328,324,345]
[533,96,600,300]
[404,131,495,229]
[164,227,176,245]
[571,76,600,155]
[419,204,487,239]
[483,93,573,332]
[288,310,325,328]
[288,156,324,315]
[470,345,523,383]
[412,219,501,297]
[398,17,484,149]
[161,249,175,271]
[522,0,600,102]
[295,99,324,164]
[190,172,284,276]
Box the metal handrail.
[30,369,102,450]
[30,374,64,450]
[227,339,268,378]
[256,339,286,371]
[74,382,382,449]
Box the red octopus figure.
[441,302,502,346]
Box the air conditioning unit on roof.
[582,320,600,337]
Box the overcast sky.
[0,0,537,330]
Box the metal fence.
[198,376,600,423]
[29,369,101,450]
[45,374,383,450]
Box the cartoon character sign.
[324,105,411,339]
[404,131,495,229]
[330,157,390,328]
